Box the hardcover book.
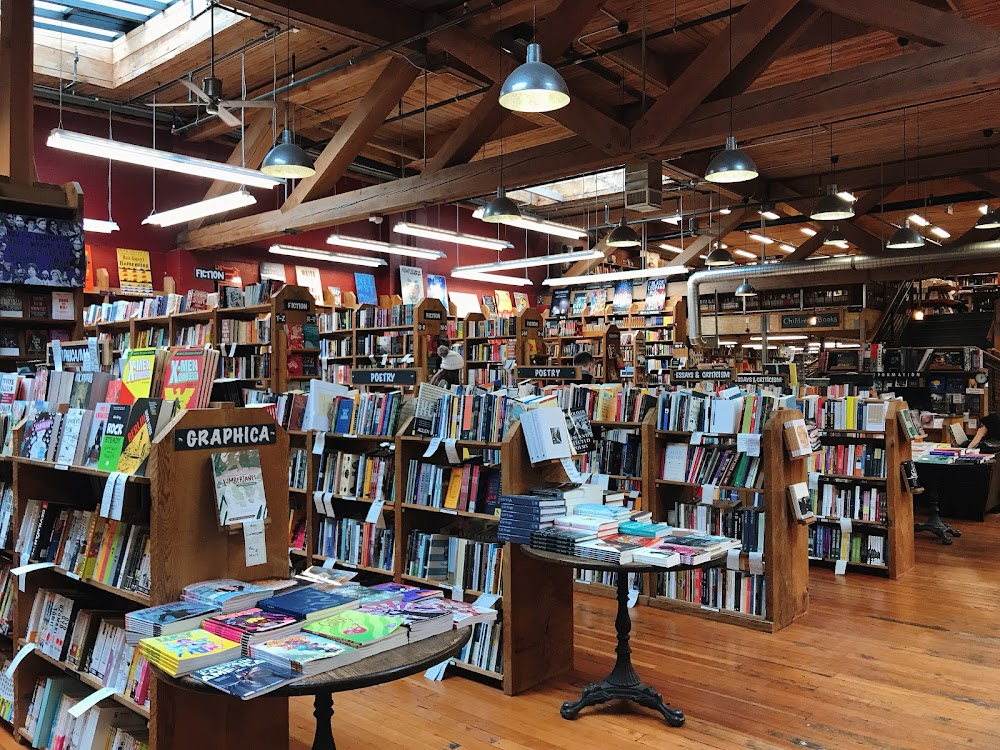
[83,403,112,469]
[119,349,159,405]
[116,399,160,476]
[0,290,22,318]
[161,348,208,410]
[211,449,268,526]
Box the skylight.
[33,0,173,43]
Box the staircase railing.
[872,280,915,346]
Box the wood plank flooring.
[288,517,1000,750]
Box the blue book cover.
[258,586,359,620]
[334,399,354,435]
[128,601,220,625]
[354,273,378,306]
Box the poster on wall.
[427,275,448,306]
[117,248,153,294]
[513,292,529,312]
[295,266,324,305]
[612,280,633,314]
[0,212,86,286]
[355,273,378,306]
[643,278,667,312]
[399,265,425,305]
[259,261,287,282]
[449,291,481,318]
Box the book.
[211,449,268,526]
[51,291,75,320]
[125,601,220,643]
[304,609,408,655]
[181,580,274,614]
[116,399,160,476]
[96,405,130,472]
[191,657,296,699]
[201,607,302,647]
[519,407,572,463]
[787,482,816,522]
[783,418,812,458]
[161,347,212,410]
[119,348,160,405]
[250,632,361,676]
[0,290,22,318]
[258,586,359,622]
[54,407,87,466]
[138,628,240,676]
[21,411,56,461]
[83,403,112,469]
[354,273,378,306]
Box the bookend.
[559,573,684,727]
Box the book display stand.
[643,408,810,631]
[6,408,292,750]
[809,399,914,578]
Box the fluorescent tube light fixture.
[837,191,857,202]
[779,244,796,253]
[801,227,817,236]
[454,249,604,276]
[907,214,930,227]
[47,129,284,189]
[734,249,757,259]
[270,245,387,267]
[452,270,533,287]
[930,226,951,239]
[471,208,589,240]
[542,265,689,286]
[142,189,256,227]
[659,243,683,253]
[327,234,445,261]
[83,218,120,234]
[393,222,512,251]
[759,209,780,221]
[748,233,774,244]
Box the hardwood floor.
[289,517,1000,750]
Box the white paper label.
[450,585,463,601]
[54,464,69,471]
[100,474,116,517]
[737,433,761,457]
[441,508,457,515]
[69,687,117,718]
[726,548,741,571]
[560,457,584,483]
[5,643,35,677]
[312,432,326,455]
[834,559,848,575]
[424,660,449,681]
[365,500,386,527]
[11,561,56,577]
[627,588,639,608]
[689,431,704,445]
[748,551,764,575]
[84,337,100,373]
[313,491,325,515]
[52,340,63,371]
[839,516,853,535]
[322,492,335,518]
[423,437,442,458]
[243,519,267,567]
[807,471,820,491]
[473,593,500,609]
[444,438,460,465]
[109,472,127,521]
[701,484,717,505]
[322,557,336,569]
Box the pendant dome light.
[977,130,1000,228]
[811,183,855,221]
[886,219,925,249]
[823,226,848,247]
[499,43,570,113]
[706,0,757,184]
[607,216,640,247]
[735,278,757,297]
[261,13,315,179]
[483,2,521,223]
[705,245,735,266]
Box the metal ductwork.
[686,240,1000,345]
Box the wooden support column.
[0,0,36,184]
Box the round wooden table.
[154,628,470,750]
[521,545,717,727]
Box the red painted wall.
[32,106,554,306]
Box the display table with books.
[520,545,721,727]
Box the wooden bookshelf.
[8,407,292,750]
[353,297,445,389]
[271,285,318,392]
[808,399,914,579]
[462,308,543,386]
[642,409,810,632]
[317,303,356,386]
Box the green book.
[304,610,406,647]
[96,404,131,472]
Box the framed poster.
[427,274,448,306]
[0,212,86,287]
[399,265,425,305]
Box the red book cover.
[287,354,303,377]
[161,348,206,410]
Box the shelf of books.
[462,308,543,386]
[803,398,914,579]
[643,389,810,631]
[353,297,446,388]
[6,406,293,750]
[317,303,356,386]
[0,286,82,368]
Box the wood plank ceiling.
[30,0,1000,259]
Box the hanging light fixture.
[912,308,925,321]
[499,43,569,113]
[482,187,521,223]
[887,219,925,249]
[735,278,756,297]
[706,1,758,183]
[143,188,257,227]
[269,245,386,267]
[823,226,848,247]
[706,136,758,184]
[705,246,735,266]
[607,216,640,247]
[85,110,120,234]
[393,222,512,251]
[811,183,855,221]
[261,11,315,179]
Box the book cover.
[116,248,153,295]
[54,408,87,465]
[96,405,130,472]
[120,349,158,405]
[0,328,18,357]
[28,294,47,319]
[161,348,206,410]
[549,289,570,317]
[304,610,405,646]
[399,265,425,305]
[253,632,355,668]
[127,602,219,626]
[182,580,270,607]
[570,291,587,316]
[191,657,294,700]
[354,273,377,306]
[204,608,300,635]
[51,292,75,321]
[21,412,54,460]
[211,449,268,526]
[116,399,160,476]
[295,266,324,305]
[495,290,514,316]
[513,292,529,313]
[0,290,22,318]
[25,329,49,357]
[426,275,448,306]
[258,587,357,619]
[140,629,238,661]
[612,280,633,314]
[643,278,666,312]
[83,403,112,469]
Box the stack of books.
[201,608,303,652]
[139,629,240,677]
[497,492,566,543]
[124,602,220,645]
[257,586,360,622]
[250,632,362,676]
[190,657,297,700]
[181,579,284,615]
[303,610,409,658]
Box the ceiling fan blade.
[219,100,277,110]
[147,102,200,108]
[216,105,242,128]
[181,78,213,103]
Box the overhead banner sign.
[351,369,418,386]
[671,369,733,381]
[781,311,841,329]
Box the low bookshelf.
[642,405,810,632]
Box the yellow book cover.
[495,291,514,316]
[79,516,107,580]
[443,471,463,509]
[595,387,617,422]
[846,396,856,430]
[120,348,158,405]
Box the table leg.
[312,691,336,750]
[561,573,684,727]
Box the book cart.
[808,399,914,579]
[6,407,292,750]
[642,408,811,632]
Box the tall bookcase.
[317,304,356,386]
[7,408,292,750]
[462,308,543,386]
[642,409,810,632]
[808,399,914,579]
[353,297,445,388]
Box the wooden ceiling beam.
[631,0,803,153]
[0,0,35,185]
[179,42,1000,251]
[228,1,424,46]
[281,56,419,212]
[668,207,755,268]
[807,0,995,46]
[782,188,891,260]
[188,110,276,231]
[425,1,626,172]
